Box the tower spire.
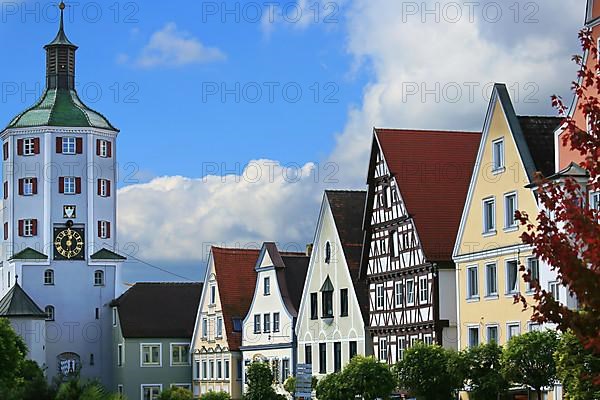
[44,2,78,90]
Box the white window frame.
[406,279,415,306]
[254,314,261,333]
[94,270,105,286]
[216,316,223,338]
[117,384,123,396]
[466,265,479,300]
[170,383,192,390]
[202,360,208,379]
[503,191,518,230]
[99,220,109,239]
[140,384,162,400]
[468,326,480,348]
[273,312,280,332]
[170,343,190,366]
[505,259,519,295]
[379,338,388,361]
[23,219,34,237]
[62,137,76,154]
[99,179,109,197]
[485,262,498,297]
[210,285,216,305]
[486,325,499,344]
[202,318,208,338]
[376,284,385,309]
[117,343,124,366]
[397,337,406,360]
[63,177,76,195]
[23,177,34,196]
[492,137,505,172]
[526,257,539,292]
[23,138,35,156]
[549,281,561,302]
[209,360,215,379]
[264,276,270,295]
[216,360,223,379]
[394,281,404,307]
[419,276,428,304]
[224,359,230,379]
[528,322,542,332]
[99,139,108,157]
[482,197,496,235]
[44,269,54,285]
[590,190,600,211]
[45,305,55,321]
[112,308,117,327]
[507,322,521,341]
[140,343,162,367]
[263,313,271,333]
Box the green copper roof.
[8,247,48,261]
[4,89,118,132]
[0,284,46,318]
[91,248,127,261]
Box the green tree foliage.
[315,372,352,400]
[343,355,396,400]
[502,330,559,400]
[0,319,54,400]
[461,343,509,400]
[55,379,115,400]
[199,390,231,400]
[283,376,296,396]
[395,343,464,400]
[243,362,285,400]
[158,386,194,400]
[316,356,395,400]
[555,331,600,399]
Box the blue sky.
[0,0,585,284]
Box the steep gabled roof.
[262,242,310,317]
[110,282,202,338]
[374,129,481,261]
[212,247,261,351]
[324,190,370,323]
[0,284,46,318]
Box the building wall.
[296,198,370,378]
[192,255,242,399]
[0,127,121,386]
[241,250,296,395]
[9,317,46,366]
[113,308,192,400]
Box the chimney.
[305,243,313,257]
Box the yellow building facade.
[453,84,564,398]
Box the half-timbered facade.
[360,127,480,364]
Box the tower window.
[325,241,331,264]
[63,177,76,194]
[62,137,76,154]
[44,269,54,285]
[98,221,110,239]
[45,305,55,321]
[19,219,37,237]
[98,179,111,197]
[94,270,105,286]
[97,139,111,158]
[23,138,35,156]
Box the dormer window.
[492,138,505,172]
[320,276,334,318]
[324,241,331,264]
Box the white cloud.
[126,23,225,68]
[118,0,583,271]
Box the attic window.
[320,276,334,319]
[325,242,331,264]
[232,318,243,332]
[492,138,505,172]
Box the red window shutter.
[96,139,101,156]
[107,141,112,157]
[76,138,83,154]
[107,222,111,238]
[59,177,65,194]
[18,220,24,237]
[18,179,23,196]
[32,219,38,236]
[98,221,102,238]
[33,138,40,154]
[3,142,8,160]
[97,179,101,196]
[3,181,8,199]
[17,139,23,156]
[107,180,111,197]
[75,177,82,194]
[56,137,63,153]
[3,223,7,240]
[32,178,38,195]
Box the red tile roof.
[211,246,260,351]
[375,129,481,261]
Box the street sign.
[295,363,313,399]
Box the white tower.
[0,2,124,386]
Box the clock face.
[53,227,85,260]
